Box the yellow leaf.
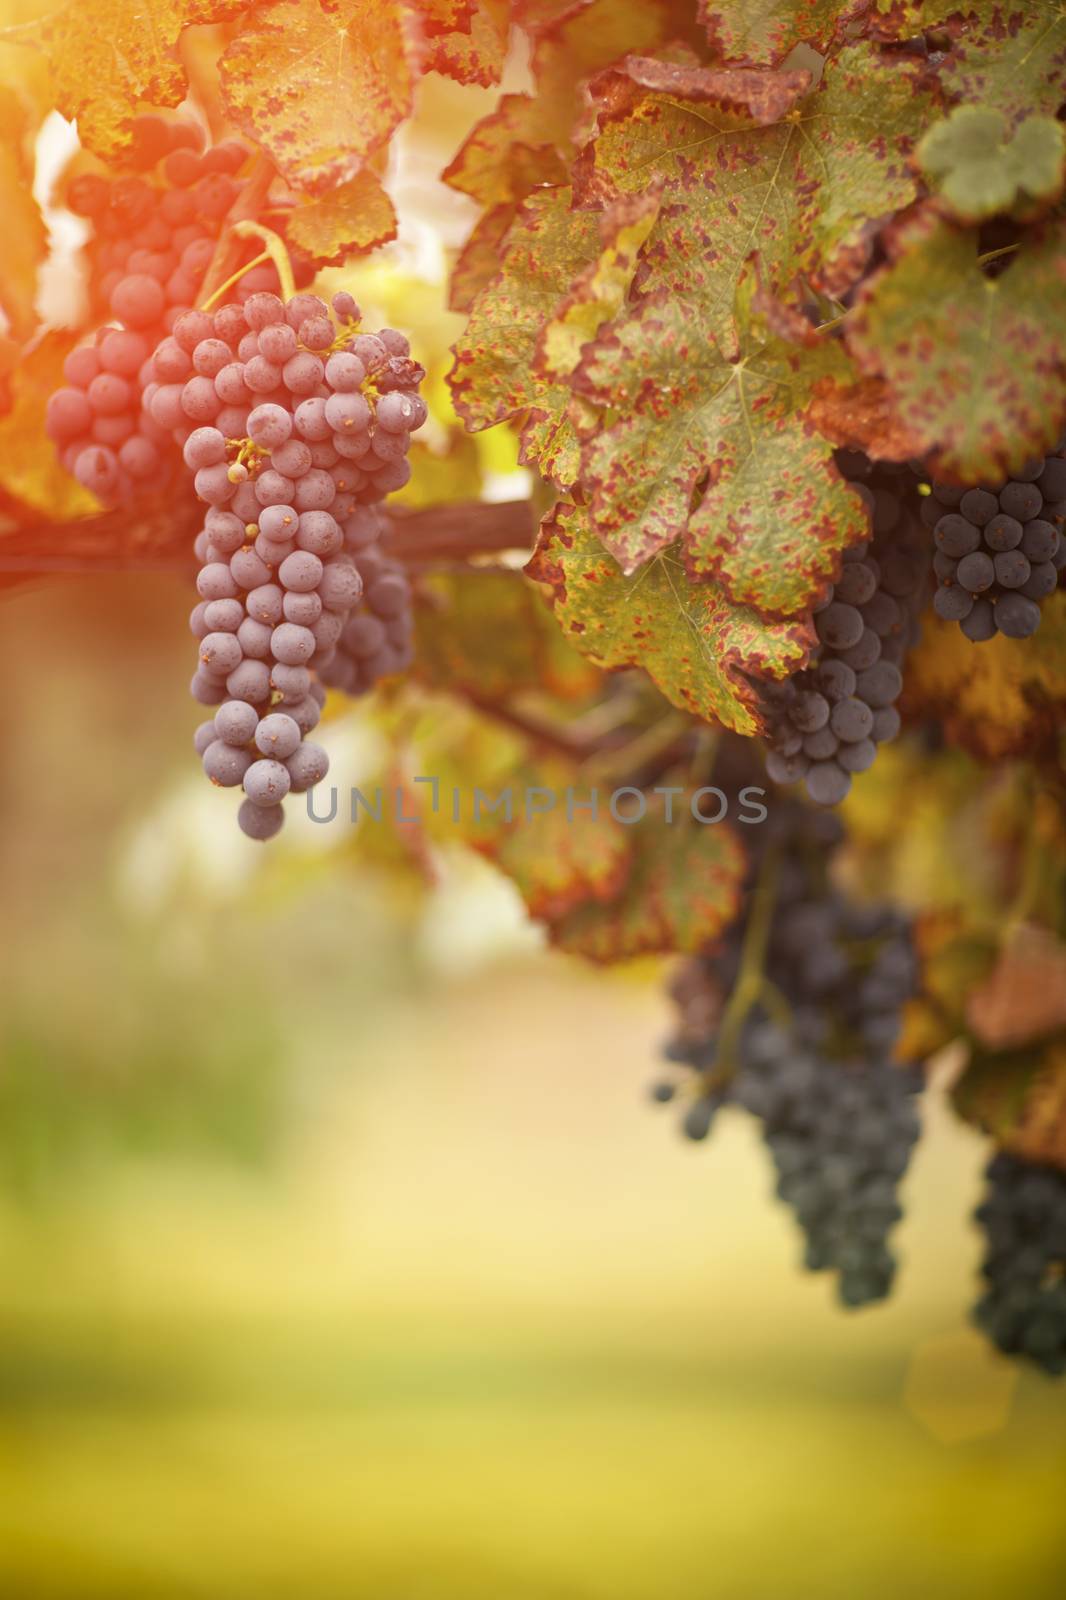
[285,169,397,267]
[220,0,414,195]
[0,86,45,338]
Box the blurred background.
[1,39,1064,1600]
[1,569,1065,1599]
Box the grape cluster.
[45,115,309,504]
[973,1151,1066,1375]
[761,456,927,807]
[654,806,924,1307]
[181,289,426,838]
[922,447,1066,641]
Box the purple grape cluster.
[45,117,315,505]
[761,456,927,807]
[181,289,426,839]
[923,447,1066,641]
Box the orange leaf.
[966,925,1066,1051]
[219,0,414,195]
[32,0,244,161]
[284,169,397,266]
[0,86,45,339]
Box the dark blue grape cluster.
[923,449,1066,641]
[974,1151,1066,1375]
[654,806,924,1308]
[761,454,927,807]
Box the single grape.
[994,550,1031,589]
[255,713,303,759]
[203,740,253,787]
[194,720,217,756]
[279,551,324,593]
[959,488,997,526]
[271,622,317,665]
[854,662,902,707]
[805,762,852,806]
[246,583,284,625]
[226,658,272,702]
[995,592,1042,638]
[236,616,273,659]
[214,699,259,746]
[283,353,325,395]
[270,664,311,700]
[1021,520,1059,562]
[254,470,296,507]
[230,546,273,589]
[238,797,285,841]
[956,550,996,593]
[325,351,367,392]
[319,560,363,612]
[282,590,323,625]
[199,631,243,676]
[999,481,1042,521]
[297,510,343,557]
[285,741,330,790]
[837,737,877,773]
[247,404,293,450]
[830,697,874,743]
[960,598,997,642]
[934,514,981,559]
[815,603,864,650]
[244,758,292,806]
[1020,561,1058,600]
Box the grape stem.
[197,154,278,305]
[704,837,783,1088]
[228,220,297,303]
[200,249,272,312]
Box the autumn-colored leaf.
[967,925,1066,1051]
[526,502,811,733]
[479,754,633,922]
[594,54,813,127]
[219,0,413,195]
[548,805,746,962]
[448,188,602,486]
[535,188,661,382]
[937,1,1066,129]
[442,94,568,206]
[530,0,700,152]
[0,86,46,340]
[284,169,397,267]
[414,0,477,32]
[28,0,244,161]
[414,567,603,704]
[903,592,1066,761]
[846,209,1066,483]
[917,106,1065,223]
[572,291,869,610]
[448,204,518,314]
[577,42,935,343]
[423,0,509,86]
[954,1039,1066,1175]
[696,0,851,66]
[0,332,99,518]
[808,372,926,464]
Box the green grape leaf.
[548,805,746,962]
[414,567,604,704]
[27,0,245,160]
[442,94,569,206]
[526,502,811,733]
[577,42,935,345]
[448,188,603,487]
[284,169,397,267]
[572,291,868,611]
[696,0,853,65]
[846,208,1066,482]
[917,106,1066,222]
[219,0,413,195]
[423,0,509,86]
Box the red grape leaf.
[846,208,1066,482]
[967,926,1066,1052]
[442,94,568,206]
[696,0,854,64]
[547,804,746,962]
[27,0,244,160]
[423,0,509,86]
[526,502,811,732]
[219,0,413,195]
[572,291,868,611]
[577,41,935,342]
[284,169,397,266]
[0,86,46,340]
